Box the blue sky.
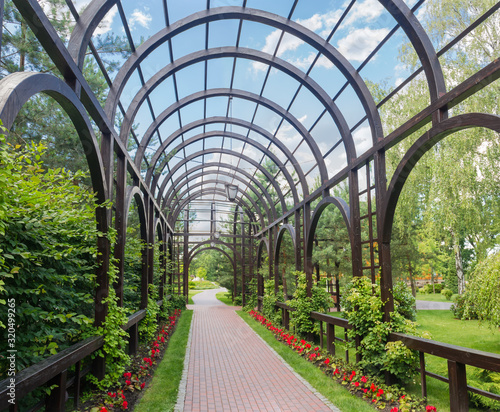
[69,0,424,231]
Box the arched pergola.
[2,1,499,407]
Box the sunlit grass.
[416,293,457,302]
[216,291,234,306]
[405,310,500,411]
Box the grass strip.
[134,310,194,412]
[215,291,234,306]
[416,293,457,302]
[237,311,374,412]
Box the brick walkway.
[176,288,338,412]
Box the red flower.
[363,389,368,393]
[141,382,146,389]
[391,408,399,412]
[426,407,437,412]
[354,382,359,387]
[123,372,132,379]
[378,389,384,396]
[306,343,311,349]
[123,400,128,409]
[100,408,108,412]
[314,347,319,351]
[324,358,330,365]
[361,376,367,383]
[334,368,339,374]
[125,380,131,385]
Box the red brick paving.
[181,289,336,411]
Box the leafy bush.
[464,251,500,327]
[433,283,444,293]
[451,292,477,320]
[392,280,416,321]
[261,279,283,325]
[139,285,160,342]
[468,370,500,411]
[0,135,99,371]
[243,277,258,311]
[441,288,453,300]
[188,281,196,289]
[341,277,428,383]
[288,272,333,336]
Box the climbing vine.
[341,277,429,383]
[288,271,333,336]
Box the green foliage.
[139,285,159,342]
[85,257,130,390]
[262,279,283,325]
[468,370,500,411]
[464,251,500,327]
[288,272,333,336]
[450,292,477,319]
[161,287,186,319]
[0,134,98,371]
[441,288,453,300]
[341,277,427,383]
[243,277,258,311]
[392,280,416,321]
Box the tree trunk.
[20,21,26,71]
[452,233,465,294]
[407,252,416,297]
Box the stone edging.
[173,310,194,412]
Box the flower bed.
[80,309,182,412]
[249,310,437,412]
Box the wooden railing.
[266,298,500,411]
[0,299,165,412]
[389,332,500,412]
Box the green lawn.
[238,311,374,412]
[215,291,235,306]
[134,310,193,412]
[410,310,500,411]
[416,293,457,302]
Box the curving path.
[175,288,339,412]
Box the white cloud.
[352,125,373,154]
[94,7,118,36]
[337,27,389,62]
[129,9,152,30]
[252,10,343,72]
[343,0,385,26]
[287,53,334,70]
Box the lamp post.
[226,184,238,201]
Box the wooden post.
[45,370,67,412]
[327,324,335,356]
[448,360,468,411]
[420,352,427,399]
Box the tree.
[1,0,131,174]
[372,0,500,294]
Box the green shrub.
[341,277,428,383]
[451,292,477,320]
[392,280,416,321]
[0,136,99,371]
[441,288,453,300]
[262,279,282,325]
[468,370,500,411]
[433,283,444,293]
[288,272,333,336]
[188,281,196,289]
[243,278,258,311]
